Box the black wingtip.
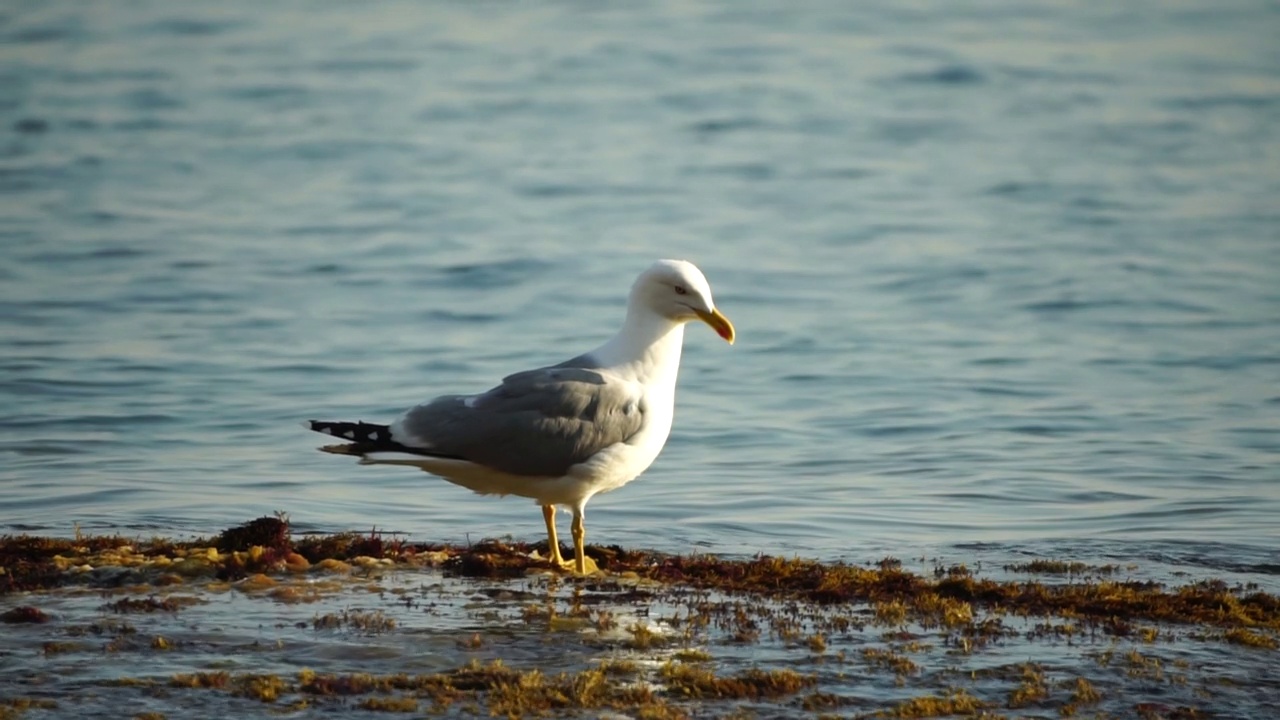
[307,420,422,456]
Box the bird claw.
[532,548,599,575]
[551,556,600,575]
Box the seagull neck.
[593,310,685,383]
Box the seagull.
[307,259,735,573]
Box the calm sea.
[2,0,1278,577]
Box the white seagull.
[307,259,735,573]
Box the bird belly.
[359,452,599,506]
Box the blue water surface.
[2,0,1278,576]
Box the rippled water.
[2,1,1279,576]
[5,557,1277,718]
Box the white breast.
[570,378,676,498]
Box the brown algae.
[1,516,1279,718]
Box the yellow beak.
[694,308,736,345]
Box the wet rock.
[2,605,50,623]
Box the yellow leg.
[541,505,567,566]
[573,507,586,573]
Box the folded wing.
[389,366,646,477]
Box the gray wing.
[389,366,646,477]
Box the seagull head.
[633,259,735,344]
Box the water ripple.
[0,0,1275,588]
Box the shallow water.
[2,0,1279,587]
[2,550,1277,718]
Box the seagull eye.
[673,285,688,295]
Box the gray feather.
[393,365,645,477]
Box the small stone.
[2,606,50,623]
